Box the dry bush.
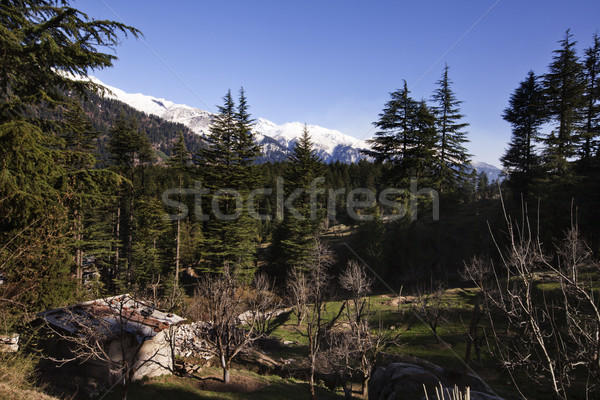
[464,202,600,399]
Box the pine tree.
[234,87,261,176]
[196,90,259,274]
[0,0,138,311]
[271,126,325,273]
[543,29,586,172]
[365,81,412,167]
[501,71,547,190]
[409,100,438,181]
[365,82,438,184]
[107,114,154,287]
[0,0,139,121]
[581,33,600,164]
[61,102,99,171]
[131,196,171,286]
[60,102,101,286]
[430,65,471,191]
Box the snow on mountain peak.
[88,76,370,163]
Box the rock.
[173,322,213,360]
[368,360,505,400]
[0,333,19,353]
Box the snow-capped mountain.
[470,161,503,182]
[88,77,368,163]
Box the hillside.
[78,90,205,161]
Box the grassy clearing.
[96,274,598,400]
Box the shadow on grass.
[97,374,345,400]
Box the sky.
[74,0,600,167]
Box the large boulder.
[369,360,505,400]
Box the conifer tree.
[271,126,325,273]
[108,114,154,287]
[234,87,261,175]
[166,133,191,296]
[62,102,100,171]
[0,0,138,310]
[430,65,471,191]
[365,81,412,167]
[501,71,547,189]
[60,102,100,286]
[365,82,438,184]
[581,33,600,164]
[543,30,586,172]
[196,90,259,274]
[0,0,139,121]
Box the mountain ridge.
[88,76,368,163]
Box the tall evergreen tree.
[365,82,438,184]
[581,33,600,163]
[107,114,154,287]
[60,102,101,286]
[0,0,138,311]
[166,133,191,296]
[430,64,471,191]
[0,0,139,121]
[234,87,261,176]
[543,29,586,172]
[501,71,547,189]
[271,126,325,273]
[196,90,259,274]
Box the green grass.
[97,368,343,400]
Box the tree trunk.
[309,365,316,400]
[464,297,481,369]
[221,355,230,383]
[361,375,370,397]
[74,207,83,286]
[113,203,121,292]
[127,182,134,286]
[173,174,182,303]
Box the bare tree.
[247,273,281,336]
[191,266,272,383]
[288,240,345,400]
[413,282,449,343]
[335,260,397,398]
[464,202,600,399]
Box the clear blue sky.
[75,0,600,166]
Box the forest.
[1,1,600,400]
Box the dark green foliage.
[580,33,600,163]
[353,207,386,275]
[271,126,325,274]
[0,120,74,310]
[0,0,139,121]
[543,29,586,172]
[430,65,471,191]
[196,89,260,274]
[366,81,439,185]
[131,196,171,285]
[0,121,62,229]
[61,101,100,170]
[501,71,547,193]
[108,114,155,176]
